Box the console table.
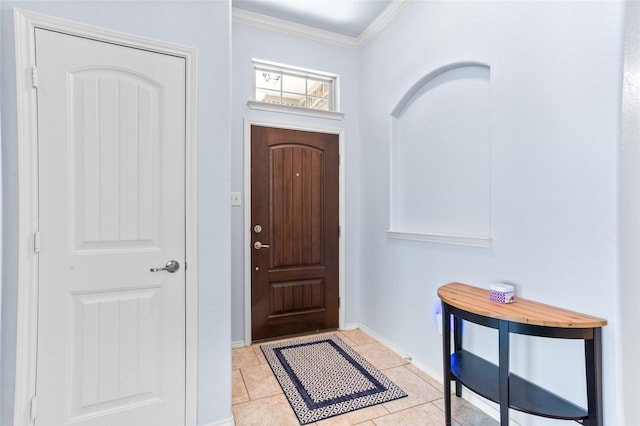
[438,282,607,426]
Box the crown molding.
[232,7,359,49]
[357,0,412,47]
[232,0,412,49]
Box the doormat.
[260,334,407,424]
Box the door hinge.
[338,297,341,308]
[338,226,341,238]
[31,66,39,88]
[30,395,37,421]
[34,231,40,253]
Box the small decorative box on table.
[489,283,514,304]
[438,282,607,426]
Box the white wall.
[358,1,624,424]
[230,21,361,343]
[619,1,640,422]
[0,1,232,425]
[0,7,4,419]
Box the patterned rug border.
[261,334,407,424]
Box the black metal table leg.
[442,303,452,426]
[585,327,603,426]
[498,320,510,426]
[454,316,463,397]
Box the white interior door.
[34,28,186,425]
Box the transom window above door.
[252,59,340,114]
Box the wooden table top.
[438,282,607,328]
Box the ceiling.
[232,0,393,38]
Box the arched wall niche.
[388,62,492,247]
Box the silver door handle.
[150,260,180,273]
[254,241,270,250]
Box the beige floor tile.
[315,404,389,426]
[232,368,250,405]
[336,334,357,347]
[353,422,376,426]
[316,330,343,338]
[372,402,462,426]
[381,365,442,413]
[432,396,498,426]
[241,363,282,400]
[404,363,446,392]
[352,342,408,370]
[233,346,261,370]
[232,394,299,426]
[251,344,268,364]
[338,329,377,346]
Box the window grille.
[253,59,338,113]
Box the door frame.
[13,9,199,425]
[243,119,345,345]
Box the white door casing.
[14,9,198,426]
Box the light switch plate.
[231,192,241,206]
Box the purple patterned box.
[489,284,514,304]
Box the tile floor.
[232,329,498,426]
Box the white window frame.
[247,59,344,120]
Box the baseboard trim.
[340,323,360,331]
[200,415,235,426]
[357,324,413,361]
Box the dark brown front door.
[251,125,339,341]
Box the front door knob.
[150,260,180,273]
[254,241,270,250]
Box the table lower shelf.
[451,350,587,420]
